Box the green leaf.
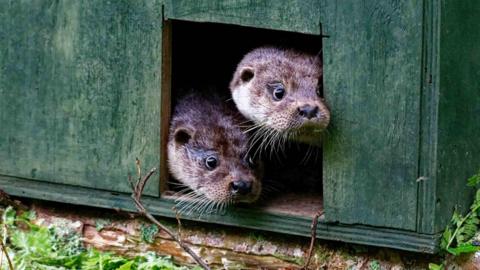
[475,189,480,203]
[118,260,135,270]
[452,211,462,227]
[369,260,380,270]
[467,171,480,187]
[18,210,36,221]
[440,227,451,250]
[428,263,444,270]
[446,243,480,256]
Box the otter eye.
[271,84,285,101]
[205,156,218,170]
[273,87,285,101]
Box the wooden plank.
[416,0,441,234]
[164,0,322,34]
[430,0,480,233]
[0,175,439,253]
[160,20,172,193]
[0,0,163,195]
[321,1,423,230]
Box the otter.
[229,47,330,147]
[167,93,262,213]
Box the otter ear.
[174,127,194,146]
[239,67,255,83]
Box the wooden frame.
[0,175,439,253]
[1,0,479,254]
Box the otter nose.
[298,105,319,119]
[230,180,252,195]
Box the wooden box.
[1,0,479,253]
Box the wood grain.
[0,0,163,195]
[431,0,480,233]
[321,1,423,231]
[0,175,439,253]
[164,0,322,34]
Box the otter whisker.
[195,199,211,217]
[254,127,276,158]
[201,199,214,216]
[176,192,208,215]
[267,129,283,160]
[243,122,265,134]
[189,195,210,216]
[300,144,313,165]
[247,125,270,157]
[175,190,202,201]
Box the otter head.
[230,47,330,144]
[167,96,262,208]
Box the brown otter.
[229,47,330,148]
[167,93,262,213]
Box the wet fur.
[168,93,262,212]
[230,47,330,147]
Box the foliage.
[440,170,480,256]
[0,207,198,270]
[428,263,443,270]
[140,224,159,244]
[467,169,480,187]
[368,260,380,270]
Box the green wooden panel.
[430,0,480,233]
[0,0,163,195]
[0,175,439,253]
[416,0,441,234]
[164,0,322,34]
[321,1,423,230]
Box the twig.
[129,162,211,270]
[302,210,324,270]
[0,241,13,270]
[0,244,4,269]
[0,189,27,211]
[173,207,183,238]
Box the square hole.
[162,20,323,218]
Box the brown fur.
[230,47,330,144]
[167,93,262,204]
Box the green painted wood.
[417,0,441,234]
[0,0,163,195]
[164,0,322,35]
[430,0,480,233]
[0,175,439,253]
[321,1,423,231]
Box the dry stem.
[129,159,211,270]
[0,238,14,270]
[302,210,324,270]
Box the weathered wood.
[431,0,480,233]
[0,0,479,252]
[164,0,322,35]
[416,0,442,235]
[0,0,163,195]
[160,20,172,194]
[321,1,423,231]
[0,175,439,253]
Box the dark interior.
[166,20,324,217]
